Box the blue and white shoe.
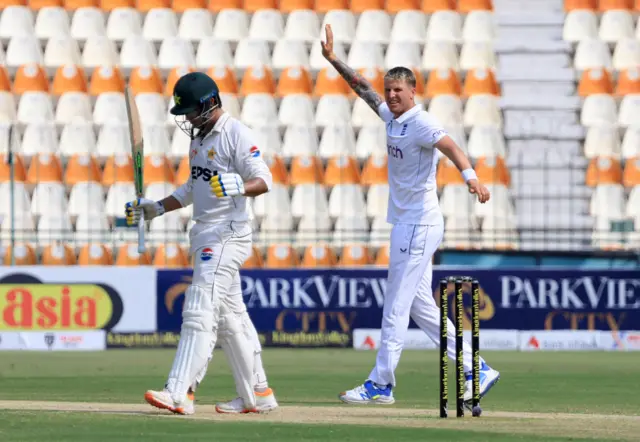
[339,380,395,405]
[464,359,500,410]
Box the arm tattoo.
[329,58,383,113]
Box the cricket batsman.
[319,25,501,408]
[125,72,278,415]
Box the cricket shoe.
[463,359,500,410]
[215,388,277,414]
[144,389,195,415]
[339,380,395,405]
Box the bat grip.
[137,211,145,253]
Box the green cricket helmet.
[170,72,222,136]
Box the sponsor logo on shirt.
[191,166,215,181]
[400,124,408,136]
[249,146,260,157]
[200,248,214,261]
[387,144,404,159]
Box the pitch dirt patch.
[1,401,639,440]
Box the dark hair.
[384,67,416,88]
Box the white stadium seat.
[213,9,249,42]
[82,36,119,67]
[443,216,477,249]
[583,126,621,159]
[612,39,640,72]
[6,36,43,67]
[581,94,617,128]
[17,92,54,124]
[59,122,96,157]
[618,94,640,128]
[282,125,319,158]
[422,41,460,72]
[44,36,81,68]
[120,35,158,68]
[590,184,625,218]
[93,92,127,126]
[473,184,514,219]
[272,39,310,70]
[440,184,474,218]
[355,10,391,44]
[328,184,366,218]
[68,182,106,218]
[143,8,178,42]
[251,124,282,156]
[462,11,495,43]
[351,98,380,128]
[320,10,355,44]
[347,41,384,70]
[105,183,135,217]
[574,39,612,71]
[291,183,329,219]
[35,7,70,40]
[0,6,34,40]
[310,40,347,71]
[234,38,271,69]
[70,7,105,41]
[106,7,142,43]
[385,42,421,70]
[96,123,130,158]
[315,94,352,128]
[355,122,386,159]
[0,95,16,122]
[31,182,67,217]
[135,93,168,126]
[55,92,93,124]
[178,9,213,41]
[142,124,171,156]
[390,10,426,43]
[467,126,506,159]
[158,37,196,69]
[75,214,110,245]
[170,127,192,159]
[563,10,598,44]
[426,11,462,44]
[278,94,315,127]
[599,10,634,44]
[464,94,502,128]
[318,124,356,158]
[428,94,463,128]
[196,38,233,68]
[284,10,320,43]
[249,9,284,42]
[240,94,278,128]
[253,183,291,220]
[19,123,57,157]
[366,184,389,219]
[621,126,640,159]
[459,42,496,71]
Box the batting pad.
[242,311,268,389]
[166,285,217,405]
[219,305,256,409]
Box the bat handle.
[137,211,145,253]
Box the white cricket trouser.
[368,222,473,387]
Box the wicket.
[439,276,481,418]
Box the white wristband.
[155,201,166,217]
[461,169,477,183]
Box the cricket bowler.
[318,24,502,408]
[125,72,278,415]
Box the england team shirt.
[378,102,446,226]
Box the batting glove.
[124,198,165,226]
[211,173,245,197]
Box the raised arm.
[321,24,383,114]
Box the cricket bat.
[124,86,146,253]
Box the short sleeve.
[233,122,273,191]
[171,176,193,207]
[378,102,393,122]
[416,112,447,148]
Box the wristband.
[461,169,477,183]
[155,201,166,217]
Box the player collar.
[394,104,422,124]
[212,112,230,133]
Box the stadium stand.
[0,0,638,267]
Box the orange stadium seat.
[78,244,114,265]
[361,156,388,186]
[436,156,465,187]
[265,244,299,268]
[264,155,289,185]
[166,66,194,97]
[599,0,633,10]
[463,68,500,97]
[115,244,152,266]
[0,154,27,182]
[426,69,462,97]
[64,154,102,186]
[0,67,11,91]
[564,0,596,10]
[89,66,125,96]
[458,0,493,12]
[623,157,640,187]
[324,156,361,186]
[615,68,640,96]
[0,0,27,6]
[64,0,98,8]
[129,66,163,96]
[42,244,78,265]
[413,68,425,99]
[300,244,337,268]
[242,245,264,268]
[315,0,348,12]
[352,0,383,12]
[475,156,510,186]
[422,0,455,12]
[280,0,312,11]
[13,64,49,94]
[244,0,277,11]
[144,155,175,185]
[52,65,88,96]
[173,0,206,11]
[289,155,325,185]
[350,68,385,99]
[27,154,64,184]
[29,0,63,9]
[208,0,241,11]
[175,156,190,186]
[387,0,419,13]
[103,154,135,185]
[340,244,372,266]
[137,0,170,12]
[99,0,134,11]
[153,243,190,267]
[3,244,37,266]
[578,68,614,97]
[206,67,239,94]
[240,66,276,96]
[586,156,623,186]
[277,67,313,96]
[374,244,389,266]
[314,68,352,96]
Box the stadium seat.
[37,213,72,244]
[206,67,238,93]
[467,126,506,159]
[178,8,212,41]
[289,155,324,185]
[13,64,50,94]
[250,124,281,156]
[17,92,53,126]
[385,41,421,71]
[21,122,58,157]
[324,155,361,186]
[599,0,633,11]
[426,11,462,44]
[290,183,329,219]
[623,158,640,188]
[390,10,426,43]
[234,38,271,70]
[96,123,130,158]
[143,8,177,42]
[272,39,310,70]
[248,8,283,42]
[592,215,626,251]
[315,94,351,128]
[135,93,167,126]
[244,0,277,10]
[142,124,171,156]
[195,38,233,68]
[264,154,289,184]
[351,97,381,128]
[207,0,240,12]
[480,216,519,250]
[574,39,612,71]
[115,243,152,266]
[460,42,496,71]
[347,41,386,71]
[89,67,125,96]
[31,181,67,216]
[464,94,502,128]
[34,6,69,38]
[93,92,127,125]
[440,183,473,218]
[361,155,387,186]
[68,181,105,218]
[240,93,278,128]
[278,94,314,127]
[578,68,614,96]
[318,124,356,158]
[320,11,355,43]
[621,126,640,159]
[44,35,81,69]
[81,35,118,68]
[105,7,141,43]
[354,10,390,43]
[252,182,291,220]
[0,92,16,121]
[265,244,299,268]
[426,69,462,97]
[52,65,88,96]
[332,215,369,247]
[240,66,276,95]
[257,212,294,246]
[149,211,184,246]
[600,10,634,45]
[590,183,625,218]
[279,0,313,12]
[475,156,510,186]
[462,10,495,43]
[158,37,195,69]
[328,184,366,218]
[42,243,77,265]
[0,154,27,182]
[70,7,105,41]
[613,39,640,72]
[105,182,134,217]
[564,0,597,10]
[77,243,113,265]
[310,40,347,72]
[300,243,337,268]
[459,0,493,12]
[0,6,34,40]
[581,94,617,127]
[474,183,514,220]
[213,9,249,42]
[283,9,319,42]
[128,66,163,95]
[102,153,134,185]
[0,181,31,219]
[27,153,63,184]
[443,216,477,249]
[142,155,175,185]
[615,68,640,96]
[277,67,313,96]
[64,153,102,186]
[242,245,264,268]
[463,68,500,96]
[120,35,158,68]
[365,183,389,219]
[339,243,371,266]
[584,126,621,158]
[282,125,319,158]
[314,67,351,96]
[563,9,598,43]
[586,156,623,186]
[295,212,332,248]
[627,185,640,217]
[3,243,37,265]
[153,243,189,267]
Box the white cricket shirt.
[378,102,446,226]
[171,112,273,240]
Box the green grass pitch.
[0,349,639,441]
